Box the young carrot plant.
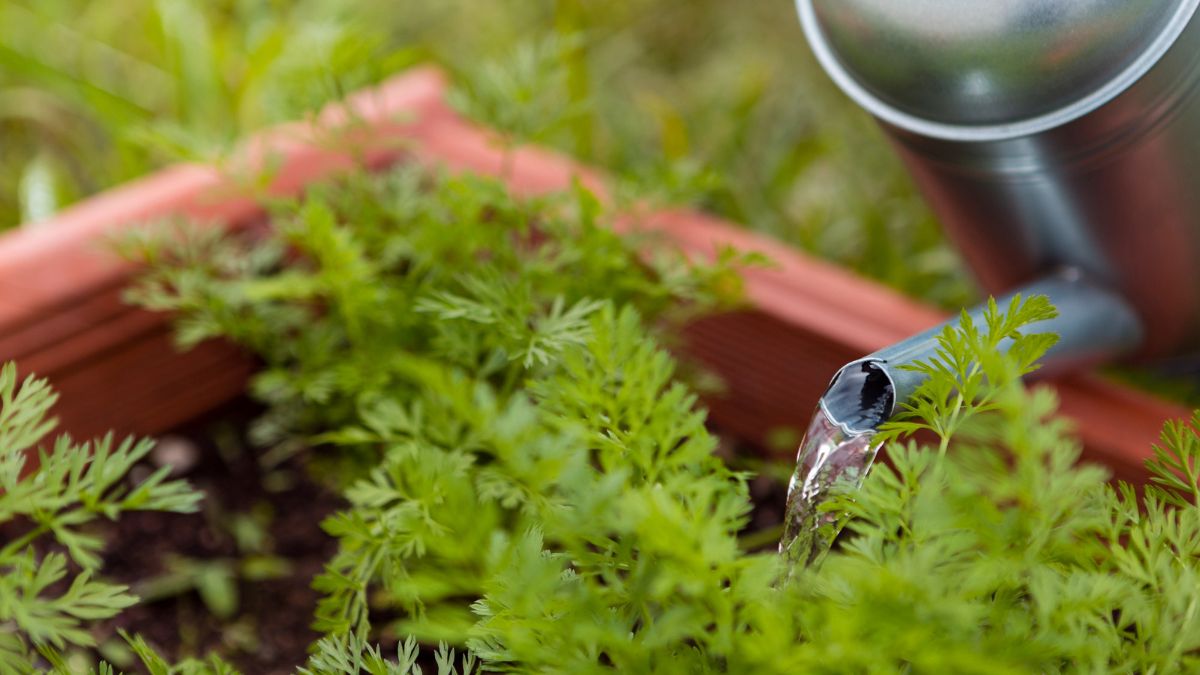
[127,168,1200,673]
[0,363,201,671]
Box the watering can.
[796,0,1200,430]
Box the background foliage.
[0,0,970,307]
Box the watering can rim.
[797,0,1200,143]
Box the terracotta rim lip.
[0,65,1184,479]
[796,0,1200,142]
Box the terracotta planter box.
[0,67,1186,482]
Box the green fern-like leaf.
[0,363,202,669]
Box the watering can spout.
[819,272,1144,434]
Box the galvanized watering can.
[780,0,1200,565]
[796,0,1200,429]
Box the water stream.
[778,407,882,567]
[779,361,890,568]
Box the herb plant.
[128,163,1200,673]
[125,167,768,670]
[0,362,201,672]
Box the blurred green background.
[0,0,972,306]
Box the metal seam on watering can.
[797,0,1200,362]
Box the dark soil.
[92,399,343,674]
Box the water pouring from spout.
[780,271,1143,567]
[779,363,890,566]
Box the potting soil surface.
[94,400,342,674]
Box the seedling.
[0,362,201,671]
[126,165,1200,672]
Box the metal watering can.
[795,0,1200,430]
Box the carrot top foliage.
[115,167,1200,673]
[0,363,201,672]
